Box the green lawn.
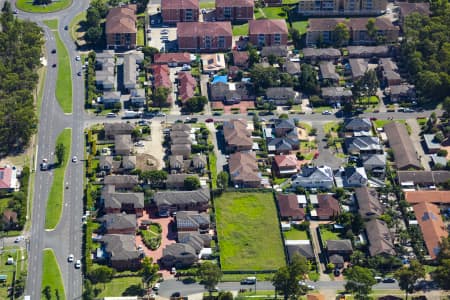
[137,25,145,46]
[255,7,286,19]
[215,192,286,271]
[0,247,22,299]
[199,2,215,8]
[53,21,73,113]
[43,19,58,30]
[417,117,427,127]
[283,227,308,240]
[313,106,333,113]
[323,121,340,134]
[95,277,143,298]
[319,227,341,242]
[69,11,86,42]
[208,152,217,189]
[37,66,46,116]
[291,21,308,34]
[283,0,300,4]
[232,23,249,37]
[16,0,72,13]
[41,249,66,300]
[45,128,72,229]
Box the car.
[161,29,169,34]
[383,278,396,283]
[240,277,256,285]
[156,112,166,117]
[171,292,181,298]
[322,110,332,115]
[374,276,383,282]
[205,118,214,123]
[209,286,220,292]
[213,112,221,116]
[77,71,82,76]
[64,25,68,30]
[370,117,377,121]
[171,267,177,274]
[51,49,56,54]
[14,236,24,243]
[106,113,117,118]
[134,141,145,147]
[72,156,78,163]
[52,63,57,68]
[152,283,161,291]
[75,56,81,61]
[334,269,341,276]
[13,9,18,14]
[75,260,81,269]
[181,64,191,71]
[68,254,74,262]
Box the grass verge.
[43,19,58,30]
[36,66,47,117]
[45,128,72,229]
[41,249,66,300]
[94,277,143,298]
[215,192,285,271]
[16,0,72,13]
[53,23,73,113]
[69,11,86,42]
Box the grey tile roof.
[365,219,396,256]
[286,243,315,260]
[102,234,140,261]
[154,188,210,207]
[103,186,144,209]
[100,214,137,231]
[384,122,421,170]
[354,187,384,217]
[327,239,353,252]
[176,211,210,231]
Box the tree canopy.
[345,266,376,299]
[272,254,309,300]
[198,262,222,293]
[394,260,425,299]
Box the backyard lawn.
[199,2,215,8]
[41,249,66,300]
[233,23,249,37]
[291,21,309,34]
[45,128,72,229]
[215,192,286,271]
[319,227,341,242]
[283,227,309,240]
[255,7,286,19]
[16,0,72,13]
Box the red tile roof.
[350,17,396,31]
[178,71,197,102]
[223,119,252,148]
[405,191,450,204]
[0,166,13,189]
[232,50,249,67]
[216,0,254,7]
[277,194,305,219]
[177,22,232,37]
[105,6,137,34]
[229,152,260,183]
[316,194,340,219]
[274,155,298,168]
[154,52,191,65]
[413,202,448,259]
[161,0,199,9]
[249,19,288,35]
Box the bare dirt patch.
[135,153,160,171]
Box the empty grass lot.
[42,249,66,300]
[95,277,143,298]
[319,227,341,242]
[16,0,72,13]
[215,192,285,271]
[45,128,72,229]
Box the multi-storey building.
[215,0,254,22]
[298,0,387,16]
[161,0,199,24]
[177,22,232,52]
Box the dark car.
[64,25,68,30]
[51,49,56,54]
[383,278,396,283]
[52,63,57,68]
[205,118,214,123]
[334,269,341,276]
[171,292,181,298]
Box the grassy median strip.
[69,11,86,42]
[42,249,66,300]
[45,128,72,229]
[43,19,58,30]
[16,0,72,13]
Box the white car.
[181,64,191,71]
[75,56,81,61]
[152,283,161,291]
[134,141,145,147]
[14,236,24,243]
[322,110,332,115]
[171,267,177,274]
[68,254,74,262]
[72,156,78,163]
[75,260,81,269]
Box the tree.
[184,176,200,190]
[140,257,159,288]
[184,96,207,113]
[250,65,280,94]
[90,0,109,18]
[88,266,116,288]
[2,1,11,13]
[333,23,350,47]
[432,237,450,289]
[142,46,159,63]
[55,142,66,165]
[218,291,233,300]
[299,64,319,94]
[141,170,167,188]
[135,0,150,13]
[394,260,425,300]
[289,28,302,49]
[248,46,259,67]
[108,0,121,7]
[42,285,52,300]
[86,6,101,27]
[345,266,376,299]
[198,262,222,295]
[153,86,170,109]
[272,254,309,300]
[366,18,377,41]
[84,26,103,45]
[217,171,229,190]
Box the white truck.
[123,110,142,119]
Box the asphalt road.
[12,0,90,299]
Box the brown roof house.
[354,187,383,219]
[101,234,141,271]
[398,2,431,26]
[277,194,305,220]
[166,174,200,189]
[384,122,422,170]
[100,214,137,235]
[102,185,144,217]
[347,46,390,58]
[327,239,353,258]
[154,52,192,66]
[223,119,252,152]
[152,64,173,105]
[232,50,249,69]
[321,87,353,104]
[319,61,340,83]
[161,0,199,24]
[273,154,298,177]
[413,202,448,259]
[249,19,288,47]
[177,22,232,52]
[215,0,254,22]
[229,152,261,188]
[311,194,340,220]
[2,209,18,230]
[303,48,341,62]
[114,135,133,156]
[105,123,135,139]
[399,171,450,187]
[405,190,450,205]
[105,5,137,50]
[178,71,197,103]
[104,175,139,190]
[160,243,198,268]
[154,188,210,216]
[350,17,399,45]
[365,219,396,256]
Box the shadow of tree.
[122,284,145,296]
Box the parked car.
[334,269,341,276]
[181,64,191,71]
[322,110,332,115]
[161,29,169,34]
[153,283,161,291]
[106,113,117,118]
[72,156,78,163]
[241,277,256,285]
[205,118,214,123]
[383,278,396,283]
[75,56,81,61]
[51,49,56,54]
[171,267,177,274]
[14,236,24,243]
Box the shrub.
[437,149,448,157]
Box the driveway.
[169,68,181,115]
[206,122,226,173]
[406,118,430,170]
[308,221,331,281]
[313,121,344,169]
[200,74,211,114]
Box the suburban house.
[397,2,431,26]
[2,209,18,230]
[354,187,383,218]
[102,91,121,108]
[169,155,185,174]
[161,0,199,24]
[99,156,119,174]
[405,190,450,205]
[104,175,139,190]
[342,166,368,187]
[178,71,197,103]
[103,185,144,217]
[311,194,340,220]
[154,52,193,66]
[321,87,353,104]
[95,51,115,90]
[123,52,143,91]
[412,202,448,259]
[223,119,253,152]
[362,153,386,177]
[273,154,298,177]
[319,61,340,83]
[105,5,137,49]
[248,19,288,47]
[0,166,17,192]
[286,241,315,261]
[166,174,200,189]
[114,135,132,155]
[388,85,416,102]
[99,214,137,235]
[265,87,301,105]
[171,144,191,159]
[306,18,345,46]
[399,171,450,187]
[215,0,254,22]
[232,50,249,69]
[101,234,141,271]
[175,211,210,233]
[178,231,211,254]
[292,165,335,190]
[346,46,390,58]
[302,48,341,62]
[344,117,372,133]
[229,152,261,188]
[365,219,396,256]
[378,58,401,87]
[154,188,210,216]
[283,61,301,75]
[268,138,299,154]
[130,88,146,107]
[209,82,255,104]
[105,123,135,139]
[327,240,353,259]
[349,58,369,80]
[151,64,173,104]
[266,119,299,154]
[345,136,382,155]
[274,119,297,137]
[177,22,233,52]
[298,0,386,16]
[384,122,422,170]
[261,45,288,58]
[277,194,305,220]
[160,243,198,268]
